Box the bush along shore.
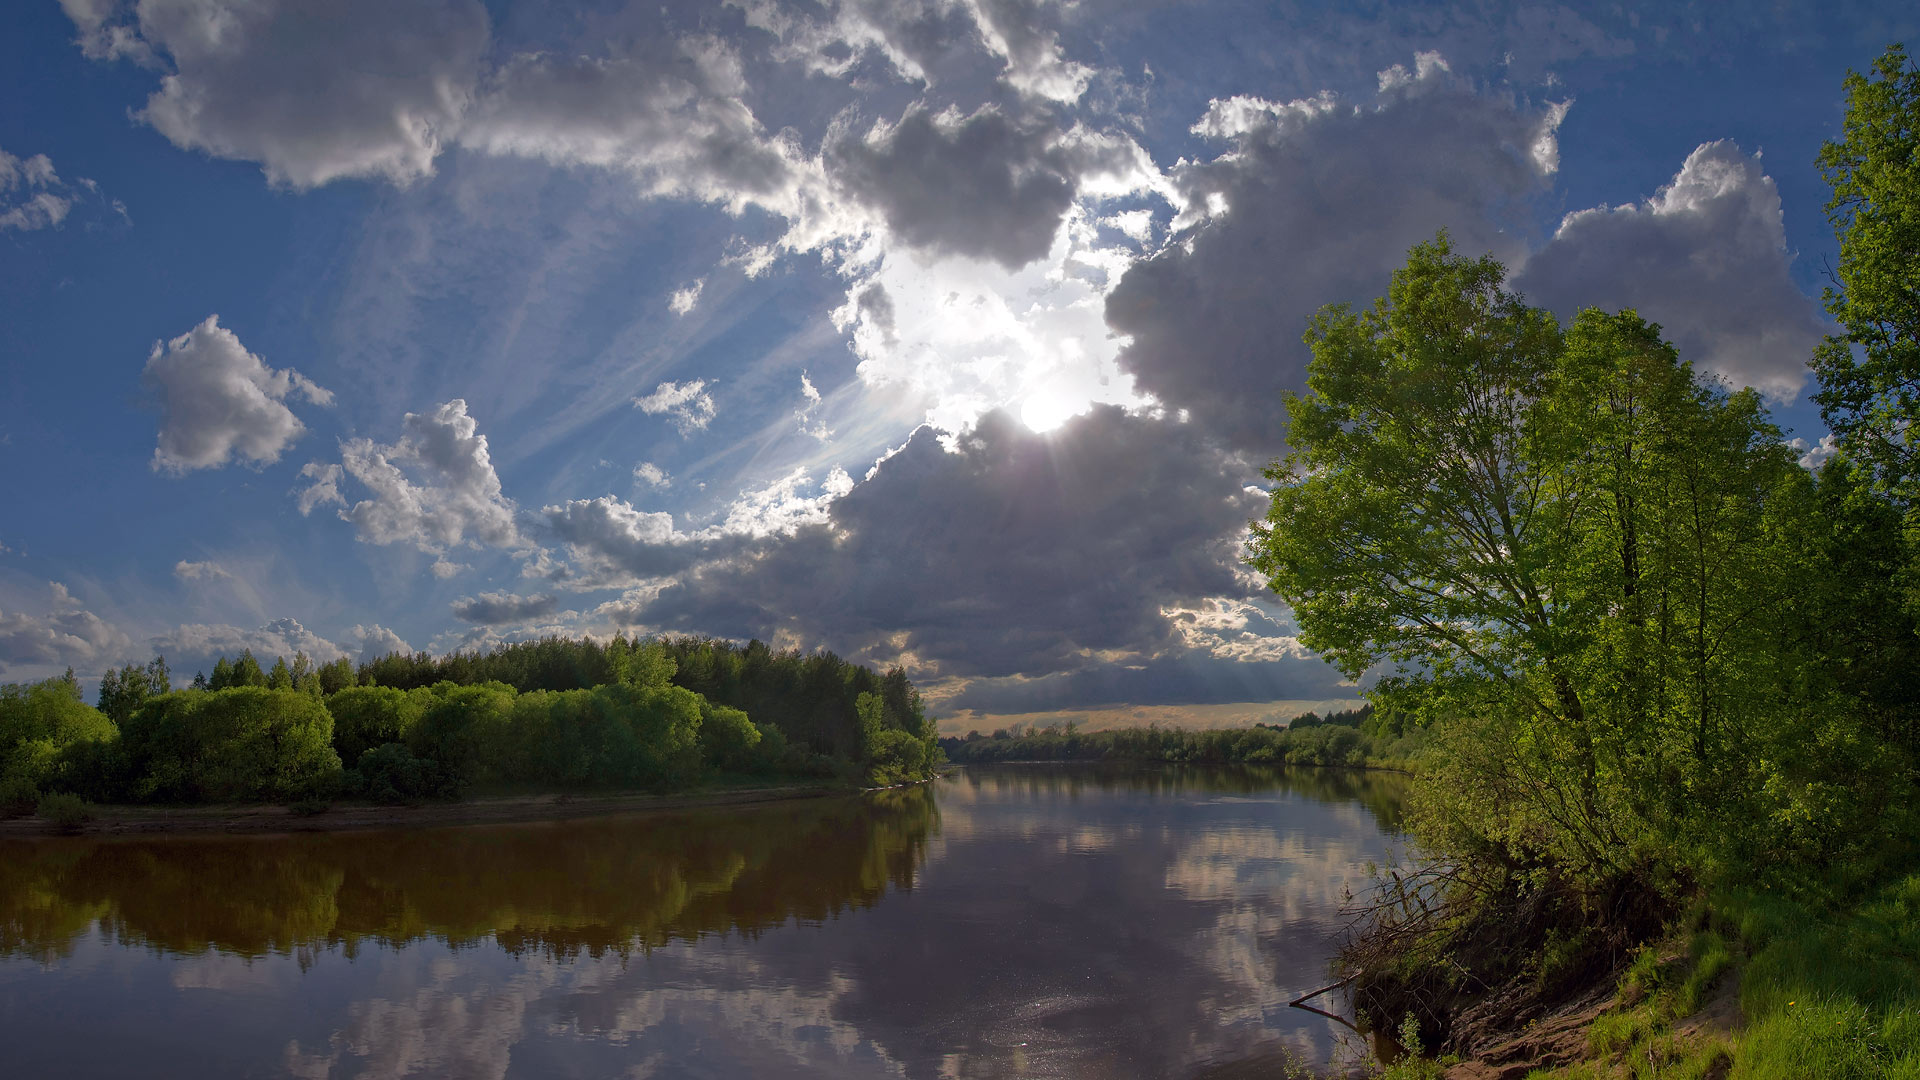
[0,635,943,830]
[1255,49,1920,1080]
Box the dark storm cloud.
[825,102,1077,269]
[637,406,1259,678]
[1106,66,1565,456]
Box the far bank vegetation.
[1,636,943,814]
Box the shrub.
[35,791,92,832]
[406,682,515,785]
[0,679,117,792]
[0,772,40,816]
[325,685,423,767]
[867,728,931,786]
[348,742,459,803]
[121,688,342,802]
[697,701,763,773]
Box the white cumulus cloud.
[63,0,490,189]
[1516,140,1829,402]
[144,315,332,474]
[0,582,131,676]
[299,399,522,556]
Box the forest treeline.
[1254,46,1920,1075]
[0,636,942,811]
[939,704,1426,768]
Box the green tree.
[97,657,171,724]
[324,685,424,767]
[1813,44,1920,498]
[121,688,341,802]
[317,656,357,695]
[0,678,118,797]
[1249,237,1806,878]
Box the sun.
[1019,386,1081,433]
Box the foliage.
[0,677,118,796]
[5,637,936,807]
[1251,239,1820,882]
[496,683,705,789]
[1261,224,1920,1071]
[34,792,92,832]
[120,688,342,803]
[941,706,1423,769]
[404,682,516,788]
[1813,45,1920,501]
[325,685,423,767]
[696,700,767,773]
[346,742,459,804]
[95,656,170,724]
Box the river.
[0,764,1407,1078]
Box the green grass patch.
[1723,870,1920,1080]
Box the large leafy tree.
[1813,44,1920,497]
[1250,236,1806,877]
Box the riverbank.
[0,779,855,836]
[1358,868,1920,1080]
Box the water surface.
[0,764,1405,1078]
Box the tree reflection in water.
[0,786,939,962]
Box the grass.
[1520,868,1920,1080]
[1725,870,1920,1079]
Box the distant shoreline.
[0,781,857,838]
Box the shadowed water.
[0,764,1405,1078]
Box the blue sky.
[0,0,1910,729]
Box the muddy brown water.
[0,764,1407,1078]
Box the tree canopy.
[1813,44,1920,501]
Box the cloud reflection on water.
[0,766,1405,1078]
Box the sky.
[0,0,1911,731]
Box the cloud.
[151,617,347,669]
[144,315,333,474]
[457,37,804,217]
[539,466,856,592]
[1107,57,1567,454]
[1513,140,1828,401]
[450,590,559,626]
[632,407,1259,679]
[966,0,1095,103]
[430,557,470,579]
[714,466,855,539]
[540,496,707,588]
[172,560,230,582]
[1790,433,1840,471]
[796,371,832,440]
[0,146,84,231]
[349,623,413,663]
[668,280,704,315]
[294,462,344,515]
[634,380,717,434]
[65,0,490,188]
[298,400,521,558]
[0,582,131,676]
[824,103,1077,270]
[632,462,670,489]
[945,651,1351,714]
[823,102,1159,271]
